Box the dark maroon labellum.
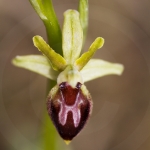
[47,82,92,141]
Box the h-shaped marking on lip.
[58,91,83,128]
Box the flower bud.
[47,82,92,142]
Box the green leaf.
[29,0,62,54]
[12,55,58,80]
[62,10,83,64]
[33,36,66,71]
[80,59,124,82]
[78,0,88,44]
[75,37,104,70]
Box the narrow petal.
[12,55,58,80]
[80,59,124,82]
[33,35,66,71]
[62,10,83,64]
[75,37,104,70]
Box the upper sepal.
[62,10,83,64]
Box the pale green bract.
[12,9,124,84]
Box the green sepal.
[80,59,124,82]
[75,37,104,70]
[33,36,66,71]
[12,55,59,80]
[62,10,83,64]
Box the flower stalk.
[29,0,62,54]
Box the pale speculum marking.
[58,89,83,128]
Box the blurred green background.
[1,0,150,150]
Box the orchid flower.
[12,9,124,144]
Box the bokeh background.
[1,0,150,150]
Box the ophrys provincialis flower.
[12,10,124,144]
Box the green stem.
[29,0,62,55]
[43,80,58,150]
[29,0,62,149]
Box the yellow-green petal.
[62,10,83,64]
[33,35,66,71]
[80,59,124,82]
[75,37,104,70]
[12,55,59,80]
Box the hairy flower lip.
[59,82,82,106]
[47,82,92,141]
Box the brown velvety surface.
[47,82,92,141]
